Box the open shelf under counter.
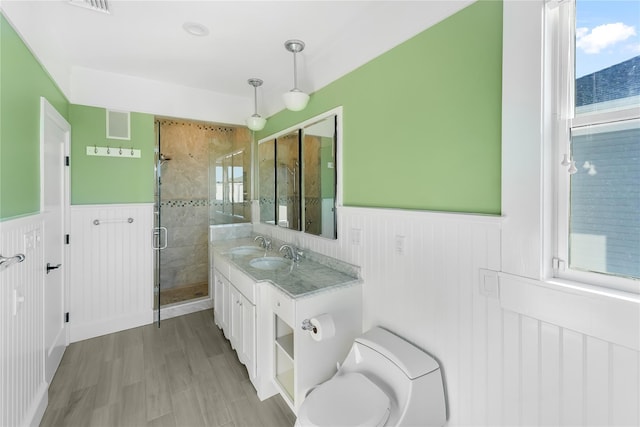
[275,368,295,402]
[275,333,294,361]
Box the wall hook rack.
[86,145,141,158]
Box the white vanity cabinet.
[268,284,362,413]
[213,262,257,379]
[212,245,363,411]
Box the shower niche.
[258,108,339,239]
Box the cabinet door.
[221,277,230,338]
[213,271,224,329]
[230,286,243,353]
[241,295,256,378]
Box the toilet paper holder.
[301,319,317,334]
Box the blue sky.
[576,0,640,77]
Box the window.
[213,150,247,220]
[554,0,640,292]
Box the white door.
[41,98,70,383]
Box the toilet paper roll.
[309,313,336,342]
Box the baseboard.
[26,384,48,427]
[157,297,213,321]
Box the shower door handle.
[153,227,168,250]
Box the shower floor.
[160,282,209,306]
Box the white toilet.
[295,327,447,427]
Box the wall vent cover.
[106,110,130,140]
[68,0,110,14]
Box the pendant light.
[246,78,267,131]
[283,39,310,111]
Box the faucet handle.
[278,244,295,259]
[254,235,270,249]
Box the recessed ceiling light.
[183,22,209,37]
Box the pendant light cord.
[253,85,259,116]
[292,51,298,90]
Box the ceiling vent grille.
[69,0,110,14]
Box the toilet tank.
[339,327,446,426]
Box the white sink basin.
[228,246,265,256]
[249,256,291,271]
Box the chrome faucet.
[254,235,272,250]
[279,244,302,262]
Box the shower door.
[153,122,167,326]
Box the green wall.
[2,1,501,217]
[258,1,502,214]
[0,14,69,219]
[69,104,154,205]
[0,15,153,217]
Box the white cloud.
[576,27,589,39]
[576,22,636,54]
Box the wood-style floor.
[40,310,296,427]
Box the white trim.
[501,0,545,280]
[70,202,155,210]
[39,96,72,369]
[500,272,640,351]
[24,384,48,427]
[341,205,503,224]
[571,116,640,135]
[157,297,213,321]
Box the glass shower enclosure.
[153,118,251,325]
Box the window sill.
[499,272,640,351]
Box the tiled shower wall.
[160,199,209,290]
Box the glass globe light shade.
[283,90,310,112]
[246,115,266,131]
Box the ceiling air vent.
[68,0,110,14]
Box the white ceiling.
[1,0,474,123]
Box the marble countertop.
[211,238,361,299]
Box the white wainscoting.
[255,206,639,425]
[69,204,154,342]
[0,214,48,427]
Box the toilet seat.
[296,372,391,427]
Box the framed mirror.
[257,107,341,240]
[302,116,336,238]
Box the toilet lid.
[296,373,391,427]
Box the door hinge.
[65,312,70,323]
[65,234,70,245]
[65,156,70,166]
